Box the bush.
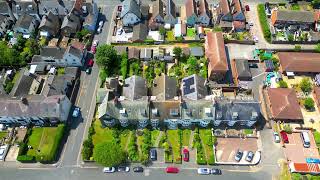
[93,141,126,167]
[82,138,94,161]
[294,45,301,51]
[304,98,315,111]
[127,130,139,162]
[288,34,294,42]
[257,4,271,43]
[313,131,320,145]
[315,43,320,53]
[283,124,292,134]
[17,155,35,163]
[300,78,312,94]
[18,142,28,156]
[277,80,288,88]
[207,154,215,165]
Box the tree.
[173,47,182,58]
[187,56,198,75]
[159,26,166,36]
[300,78,312,93]
[76,29,91,40]
[288,34,294,42]
[312,0,320,8]
[96,45,117,67]
[93,141,126,167]
[277,80,288,88]
[304,97,315,111]
[120,53,128,78]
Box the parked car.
[182,148,189,162]
[245,5,250,11]
[103,167,115,173]
[117,166,130,172]
[150,149,157,161]
[211,168,222,175]
[99,21,104,28]
[97,27,102,34]
[280,131,289,143]
[72,107,80,117]
[245,151,255,162]
[133,166,144,173]
[87,59,94,67]
[235,150,243,162]
[86,67,91,74]
[248,22,254,27]
[91,46,96,54]
[166,167,179,173]
[273,132,280,143]
[253,36,259,43]
[197,168,211,175]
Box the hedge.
[257,4,271,43]
[17,155,35,163]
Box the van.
[301,132,310,148]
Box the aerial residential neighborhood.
[0,0,320,180]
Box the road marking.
[252,72,265,79]
[18,167,53,170]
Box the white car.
[103,167,116,173]
[253,36,259,43]
[72,107,80,118]
[97,27,102,34]
[93,40,99,47]
[98,21,104,27]
[274,132,280,143]
[197,168,211,175]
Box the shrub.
[294,45,301,51]
[17,155,35,163]
[207,154,215,165]
[257,4,271,43]
[315,43,320,53]
[304,98,315,111]
[93,141,126,167]
[82,138,94,161]
[18,142,28,156]
[277,80,288,88]
[300,78,312,94]
[283,124,292,134]
[288,34,294,42]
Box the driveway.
[283,131,320,163]
[215,138,258,163]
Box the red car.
[91,46,96,54]
[166,167,179,173]
[182,148,189,162]
[245,5,250,11]
[87,59,94,67]
[280,131,289,143]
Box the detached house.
[149,0,164,30]
[39,11,60,37]
[205,32,229,81]
[13,14,39,38]
[120,0,141,27]
[185,0,197,27]
[271,9,314,31]
[197,0,211,26]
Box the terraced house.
[97,74,261,129]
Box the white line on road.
[252,72,265,79]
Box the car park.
[103,167,115,173]
[72,107,80,117]
[182,148,189,162]
[166,167,179,173]
[197,168,211,175]
[280,131,289,143]
[133,166,144,173]
[274,132,280,143]
[117,166,130,172]
[235,150,243,162]
[211,168,222,175]
[245,151,255,162]
[150,149,157,161]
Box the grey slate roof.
[123,75,147,101]
[152,0,164,18]
[61,13,81,33]
[12,1,38,16]
[66,45,83,59]
[181,100,214,120]
[39,47,66,60]
[14,14,36,30]
[150,101,180,120]
[152,74,177,101]
[235,59,251,79]
[39,11,60,35]
[132,23,148,42]
[181,74,207,100]
[10,70,33,97]
[0,1,11,15]
[190,47,204,57]
[276,10,314,23]
[120,0,141,19]
[38,0,75,16]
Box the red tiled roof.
[185,0,197,17]
[231,0,242,16]
[205,32,229,74]
[233,21,245,29]
[218,0,230,15]
[198,0,209,16]
[278,52,320,73]
[314,87,320,106]
[267,88,303,120]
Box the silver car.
[245,151,254,162]
[103,167,115,173]
[197,168,211,175]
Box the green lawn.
[187,28,196,37]
[290,4,300,10]
[199,129,215,165]
[313,131,320,147]
[120,129,131,151]
[182,129,191,146]
[0,131,8,140]
[244,129,254,135]
[92,120,114,146]
[151,130,160,147]
[137,133,144,156]
[166,31,175,41]
[167,130,181,163]
[26,124,65,161]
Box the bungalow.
[271,9,314,30]
[120,0,141,27]
[39,11,61,37]
[197,0,211,26]
[185,0,197,27]
[205,32,229,81]
[13,14,39,38]
[265,88,303,122]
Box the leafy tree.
[93,141,126,167]
[277,80,288,88]
[76,29,91,40]
[312,0,320,8]
[300,78,312,93]
[283,124,292,134]
[304,97,315,111]
[96,45,117,67]
[82,138,93,160]
[159,26,166,36]
[288,34,294,42]
[120,53,128,78]
[173,47,182,58]
[315,43,320,53]
[187,56,198,75]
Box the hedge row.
[17,155,35,163]
[82,126,95,161]
[257,4,271,43]
[139,129,152,165]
